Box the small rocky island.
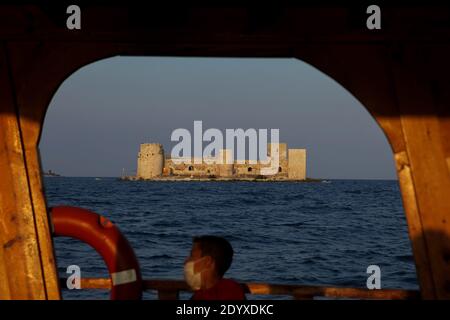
[122,143,312,182]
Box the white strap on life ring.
[111,269,137,286]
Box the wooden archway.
[1,4,450,299]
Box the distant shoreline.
[43,170,61,177]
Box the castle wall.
[217,149,234,177]
[234,162,259,176]
[165,160,218,176]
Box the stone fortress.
[129,143,307,181]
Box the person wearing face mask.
[184,235,246,300]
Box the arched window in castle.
[279,167,282,172]
[248,167,252,172]
[188,166,193,171]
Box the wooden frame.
[1,4,449,299]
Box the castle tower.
[288,149,306,180]
[259,143,288,176]
[217,149,234,177]
[136,143,164,179]
[267,143,287,161]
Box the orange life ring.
[51,206,143,300]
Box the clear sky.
[39,57,396,180]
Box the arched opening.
[40,56,416,300]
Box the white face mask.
[184,260,203,290]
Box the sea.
[44,177,419,300]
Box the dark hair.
[193,235,234,277]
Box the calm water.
[44,177,418,299]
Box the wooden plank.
[7,42,68,300]
[20,147,61,299]
[394,149,434,297]
[0,44,47,299]
[3,41,130,300]
[391,44,450,299]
